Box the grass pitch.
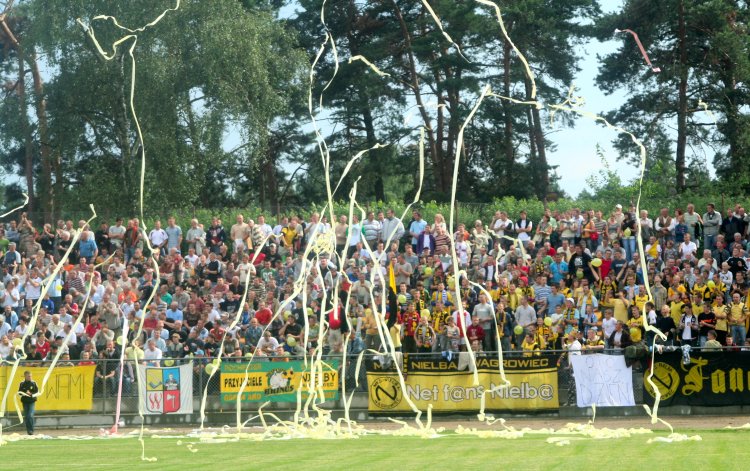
[1,429,747,470]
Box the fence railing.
[4,345,739,418]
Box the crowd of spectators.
[0,201,748,393]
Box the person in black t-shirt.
[697,303,717,347]
[18,371,38,435]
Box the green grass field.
[1,429,748,470]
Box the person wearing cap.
[613,204,624,225]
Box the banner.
[570,354,635,407]
[644,351,750,407]
[138,364,193,414]
[0,365,95,412]
[220,360,340,403]
[366,354,558,412]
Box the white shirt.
[0,342,11,359]
[680,241,697,260]
[2,288,19,308]
[24,277,42,300]
[144,347,162,366]
[567,339,582,367]
[149,229,168,247]
[681,315,696,340]
[602,317,617,338]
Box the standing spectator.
[703,204,722,250]
[108,218,126,255]
[18,371,38,435]
[207,218,226,254]
[381,209,405,246]
[165,217,183,253]
[77,232,98,266]
[362,212,381,249]
[149,220,168,256]
[186,219,206,253]
[408,211,427,252]
[123,219,142,263]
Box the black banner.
[644,351,750,407]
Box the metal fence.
[5,345,738,420]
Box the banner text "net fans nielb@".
[366,355,559,412]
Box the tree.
[0,0,308,216]
[595,0,750,194]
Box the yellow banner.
[221,360,340,403]
[0,365,96,412]
[367,357,558,412]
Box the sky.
[547,34,636,197]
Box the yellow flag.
[388,262,397,294]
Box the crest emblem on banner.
[146,367,182,413]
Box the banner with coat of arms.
[137,363,193,415]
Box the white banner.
[137,363,193,415]
[570,354,635,407]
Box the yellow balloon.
[707,280,716,289]
[205,363,217,375]
[287,335,297,347]
[116,337,124,346]
[544,317,553,327]
[591,258,602,267]
[164,359,175,367]
[12,338,22,348]
[397,294,407,304]
[424,267,433,276]
[623,228,632,237]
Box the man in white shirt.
[257,215,273,240]
[149,220,169,255]
[143,339,163,366]
[108,218,126,253]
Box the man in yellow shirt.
[670,295,687,327]
[712,295,729,345]
[522,332,541,357]
[727,292,748,346]
[431,301,452,352]
[612,290,630,323]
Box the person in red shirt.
[35,332,51,359]
[254,301,273,326]
[142,307,159,334]
[209,321,226,343]
[466,316,485,346]
[84,313,102,340]
[400,303,420,354]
